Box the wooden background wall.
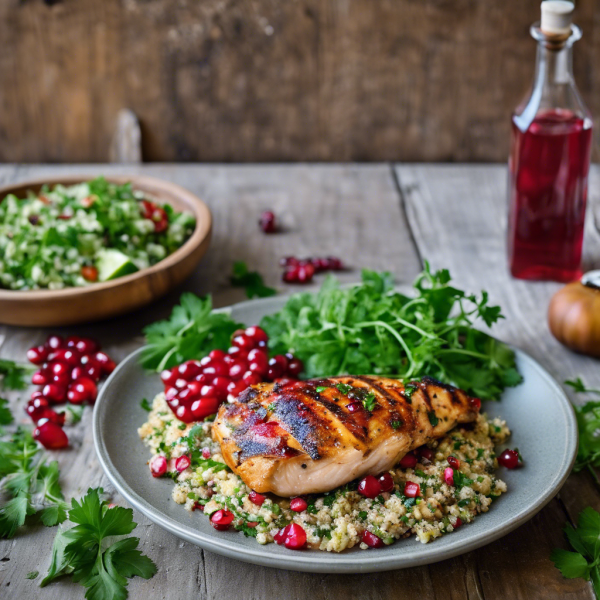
[0,0,598,163]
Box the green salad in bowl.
[0,177,196,291]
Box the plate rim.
[93,307,578,573]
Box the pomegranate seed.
[454,517,463,529]
[347,402,361,413]
[326,257,343,270]
[448,456,460,469]
[211,376,230,400]
[209,349,227,361]
[26,397,50,420]
[165,387,178,401]
[34,420,69,449]
[95,352,116,375]
[290,497,308,512]
[267,355,287,380]
[228,360,248,380]
[358,475,381,499]
[42,383,67,403]
[470,397,482,411]
[296,263,315,283]
[227,379,247,398]
[243,371,262,387]
[31,390,44,400]
[249,491,266,506]
[200,356,213,367]
[178,361,202,381]
[202,447,211,459]
[249,360,268,377]
[443,467,455,486]
[248,347,268,365]
[418,447,434,462]
[178,386,200,404]
[195,373,210,385]
[81,265,99,282]
[49,349,81,367]
[203,361,228,377]
[286,358,304,377]
[498,449,520,469]
[361,531,384,548]
[283,523,306,549]
[211,509,234,531]
[273,527,286,544]
[404,482,420,498]
[378,473,394,493]
[41,409,66,426]
[65,336,82,348]
[227,346,249,361]
[150,455,168,477]
[176,405,195,423]
[50,361,70,378]
[67,378,97,404]
[46,335,64,350]
[27,345,49,365]
[175,455,191,472]
[75,338,99,354]
[161,368,179,387]
[259,211,276,233]
[175,378,188,390]
[280,256,299,268]
[398,452,418,469]
[32,370,50,386]
[232,333,255,350]
[191,397,220,421]
[245,326,269,344]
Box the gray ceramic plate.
[93,294,578,573]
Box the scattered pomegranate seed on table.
[24,334,117,450]
[280,256,344,284]
[259,211,277,233]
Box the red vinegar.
[507,109,592,282]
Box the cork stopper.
[540,1,574,36]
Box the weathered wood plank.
[395,163,600,600]
[0,0,598,163]
[0,164,429,600]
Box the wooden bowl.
[0,175,212,327]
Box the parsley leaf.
[552,507,600,596]
[41,488,157,598]
[261,264,521,400]
[391,420,403,430]
[0,398,14,426]
[140,398,152,412]
[0,430,68,538]
[0,359,33,391]
[315,386,328,393]
[428,411,439,426]
[230,261,277,299]
[140,293,243,371]
[335,383,352,395]
[362,393,376,412]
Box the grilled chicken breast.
[213,376,480,497]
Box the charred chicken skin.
[212,376,481,497]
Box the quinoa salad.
[139,392,511,552]
[0,177,195,290]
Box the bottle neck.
[534,42,572,87]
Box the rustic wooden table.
[1,163,599,600]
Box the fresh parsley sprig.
[552,507,600,597]
[41,487,157,599]
[140,292,243,372]
[0,427,69,538]
[230,261,277,299]
[0,358,33,391]
[261,264,521,400]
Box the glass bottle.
[507,1,593,282]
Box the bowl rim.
[0,174,212,299]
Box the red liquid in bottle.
[507,109,592,282]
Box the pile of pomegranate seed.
[357,472,395,499]
[497,448,521,469]
[280,256,344,284]
[273,523,307,549]
[259,211,277,233]
[159,326,304,424]
[25,334,116,450]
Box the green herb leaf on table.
[140,292,243,372]
[230,261,277,299]
[0,429,68,538]
[552,507,600,597]
[41,488,157,599]
[0,359,33,391]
